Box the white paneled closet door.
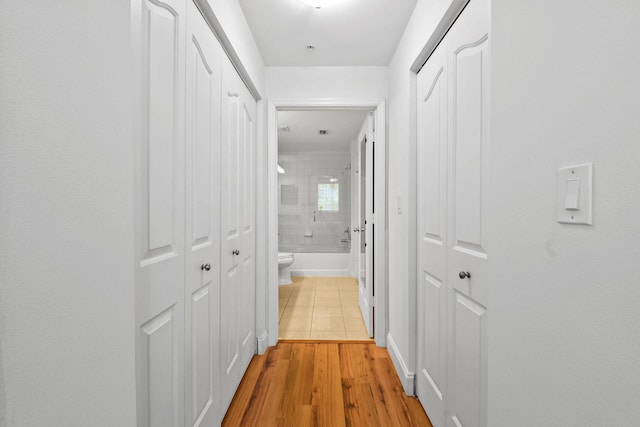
[416,40,448,427]
[220,56,257,413]
[184,2,222,426]
[416,0,490,426]
[446,0,490,425]
[133,0,186,426]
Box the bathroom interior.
[277,109,372,340]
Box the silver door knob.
[201,263,211,271]
[353,228,360,232]
[232,249,240,255]
[458,271,471,279]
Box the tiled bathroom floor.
[278,276,372,340]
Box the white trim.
[256,330,269,355]
[387,332,415,395]
[267,101,279,347]
[273,98,385,110]
[373,100,387,348]
[407,65,419,383]
[193,0,262,100]
[410,0,470,73]
[290,268,350,277]
[267,98,388,349]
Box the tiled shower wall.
[278,152,351,253]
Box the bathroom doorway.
[266,99,387,347]
[276,109,367,340]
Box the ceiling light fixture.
[300,0,340,9]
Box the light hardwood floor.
[279,276,371,340]
[222,342,432,427]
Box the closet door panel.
[449,36,490,306]
[184,2,222,426]
[220,77,241,412]
[446,0,490,426]
[238,94,256,372]
[133,0,186,425]
[449,290,486,427]
[416,41,448,427]
[220,57,257,412]
[416,1,490,426]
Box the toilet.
[278,252,295,285]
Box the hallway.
[222,342,431,426]
[2,0,640,425]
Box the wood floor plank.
[222,342,432,427]
[281,343,316,424]
[311,343,346,427]
[238,344,289,426]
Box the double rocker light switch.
[557,163,593,225]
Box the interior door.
[133,0,186,426]
[416,40,448,427]
[358,114,374,336]
[184,3,222,426]
[445,0,490,426]
[220,56,257,413]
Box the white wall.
[0,1,137,425]
[386,0,455,392]
[266,66,388,99]
[487,0,640,424]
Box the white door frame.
[266,98,387,348]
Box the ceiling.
[237,0,418,66]
[278,110,369,152]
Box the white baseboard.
[256,330,269,355]
[387,332,415,396]
[290,269,350,277]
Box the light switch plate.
[557,163,593,225]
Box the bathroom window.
[317,183,339,212]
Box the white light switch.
[557,163,593,225]
[564,178,580,210]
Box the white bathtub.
[288,252,351,277]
